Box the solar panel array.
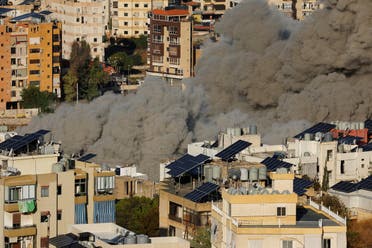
[294,122,336,139]
[215,140,251,161]
[331,176,372,193]
[261,157,293,172]
[338,136,362,145]
[331,181,359,193]
[0,130,50,152]
[360,143,372,152]
[184,182,219,202]
[293,178,313,196]
[167,154,210,178]
[78,153,96,162]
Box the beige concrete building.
[211,171,347,248]
[50,223,190,247]
[41,0,110,61]
[147,8,193,80]
[111,0,167,38]
[268,0,323,20]
[0,130,116,247]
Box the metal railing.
[309,198,347,225]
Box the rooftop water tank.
[136,235,150,244]
[242,127,250,135]
[360,122,365,129]
[234,127,241,136]
[124,236,136,244]
[324,132,333,142]
[240,168,248,181]
[304,133,311,141]
[204,165,213,182]
[227,128,234,135]
[258,167,267,180]
[228,168,241,180]
[249,167,258,181]
[276,167,287,174]
[250,125,257,135]
[212,166,221,179]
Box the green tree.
[190,227,211,248]
[322,166,329,191]
[133,35,148,49]
[62,70,78,102]
[116,196,159,236]
[84,58,109,100]
[21,86,56,113]
[108,52,133,73]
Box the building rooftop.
[331,175,372,193]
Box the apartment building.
[0,130,116,247]
[41,0,109,61]
[147,7,193,80]
[211,171,347,248]
[268,0,323,20]
[0,12,62,110]
[111,0,167,38]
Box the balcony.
[4,225,36,237]
[168,214,182,223]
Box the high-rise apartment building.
[147,7,193,80]
[0,13,62,110]
[41,0,109,61]
[111,0,167,38]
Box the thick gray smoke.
[21,0,372,178]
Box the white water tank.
[258,167,267,180]
[124,236,136,244]
[240,168,248,181]
[360,122,365,129]
[212,166,221,179]
[204,165,213,182]
[136,235,150,244]
[249,167,258,181]
[250,125,257,134]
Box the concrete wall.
[2,154,59,175]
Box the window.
[40,212,49,222]
[41,186,49,197]
[277,207,286,216]
[124,21,128,26]
[144,3,148,7]
[124,31,128,34]
[11,58,16,65]
[75,179,86,196]
[124,3,128,7]
[282,240,293,248]
[30,81,40,87]
[113,11,118,16]
[112,1,118,8]
[169,26,178,35]
[169,225,175,236]
[124,12,128,16]
[57,210,62,220]
[11,47,16,54]
[12,213,21,228]
[5,185,36,203]
[11,81,16,87]
[340,160,345,174]
[30,48,40,53]
[323,238,331,248]
[30,59,40,64]
[135,31,139,34]
[93,38,97,42]
[135,3,139,7]
[57,185,62,195]
[93,48,97,52]
[30,70,40,75]
[11,91,16,97]
[326,150,333,161]
[76,18,80,22]
[95,176,115,194]
[153,24,161,33]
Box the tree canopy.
[21,86,56,113]
[116,196,159,237]
[62,41,109,102]
[190,227,211,248]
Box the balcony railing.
[308,198,346,225]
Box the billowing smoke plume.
[21,0,372,178]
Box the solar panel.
[0,129,50,152]
[215,140,251,161]
[167,153,210,178]
[184,182,219,202]
[338,136,362,145]
[356,175,372,191]
[331,181,356,193]
[78,153,96,162]
[293,178,313,196]
[261,157,293,172]
[294,122,336,139]
[360,143,372,152]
